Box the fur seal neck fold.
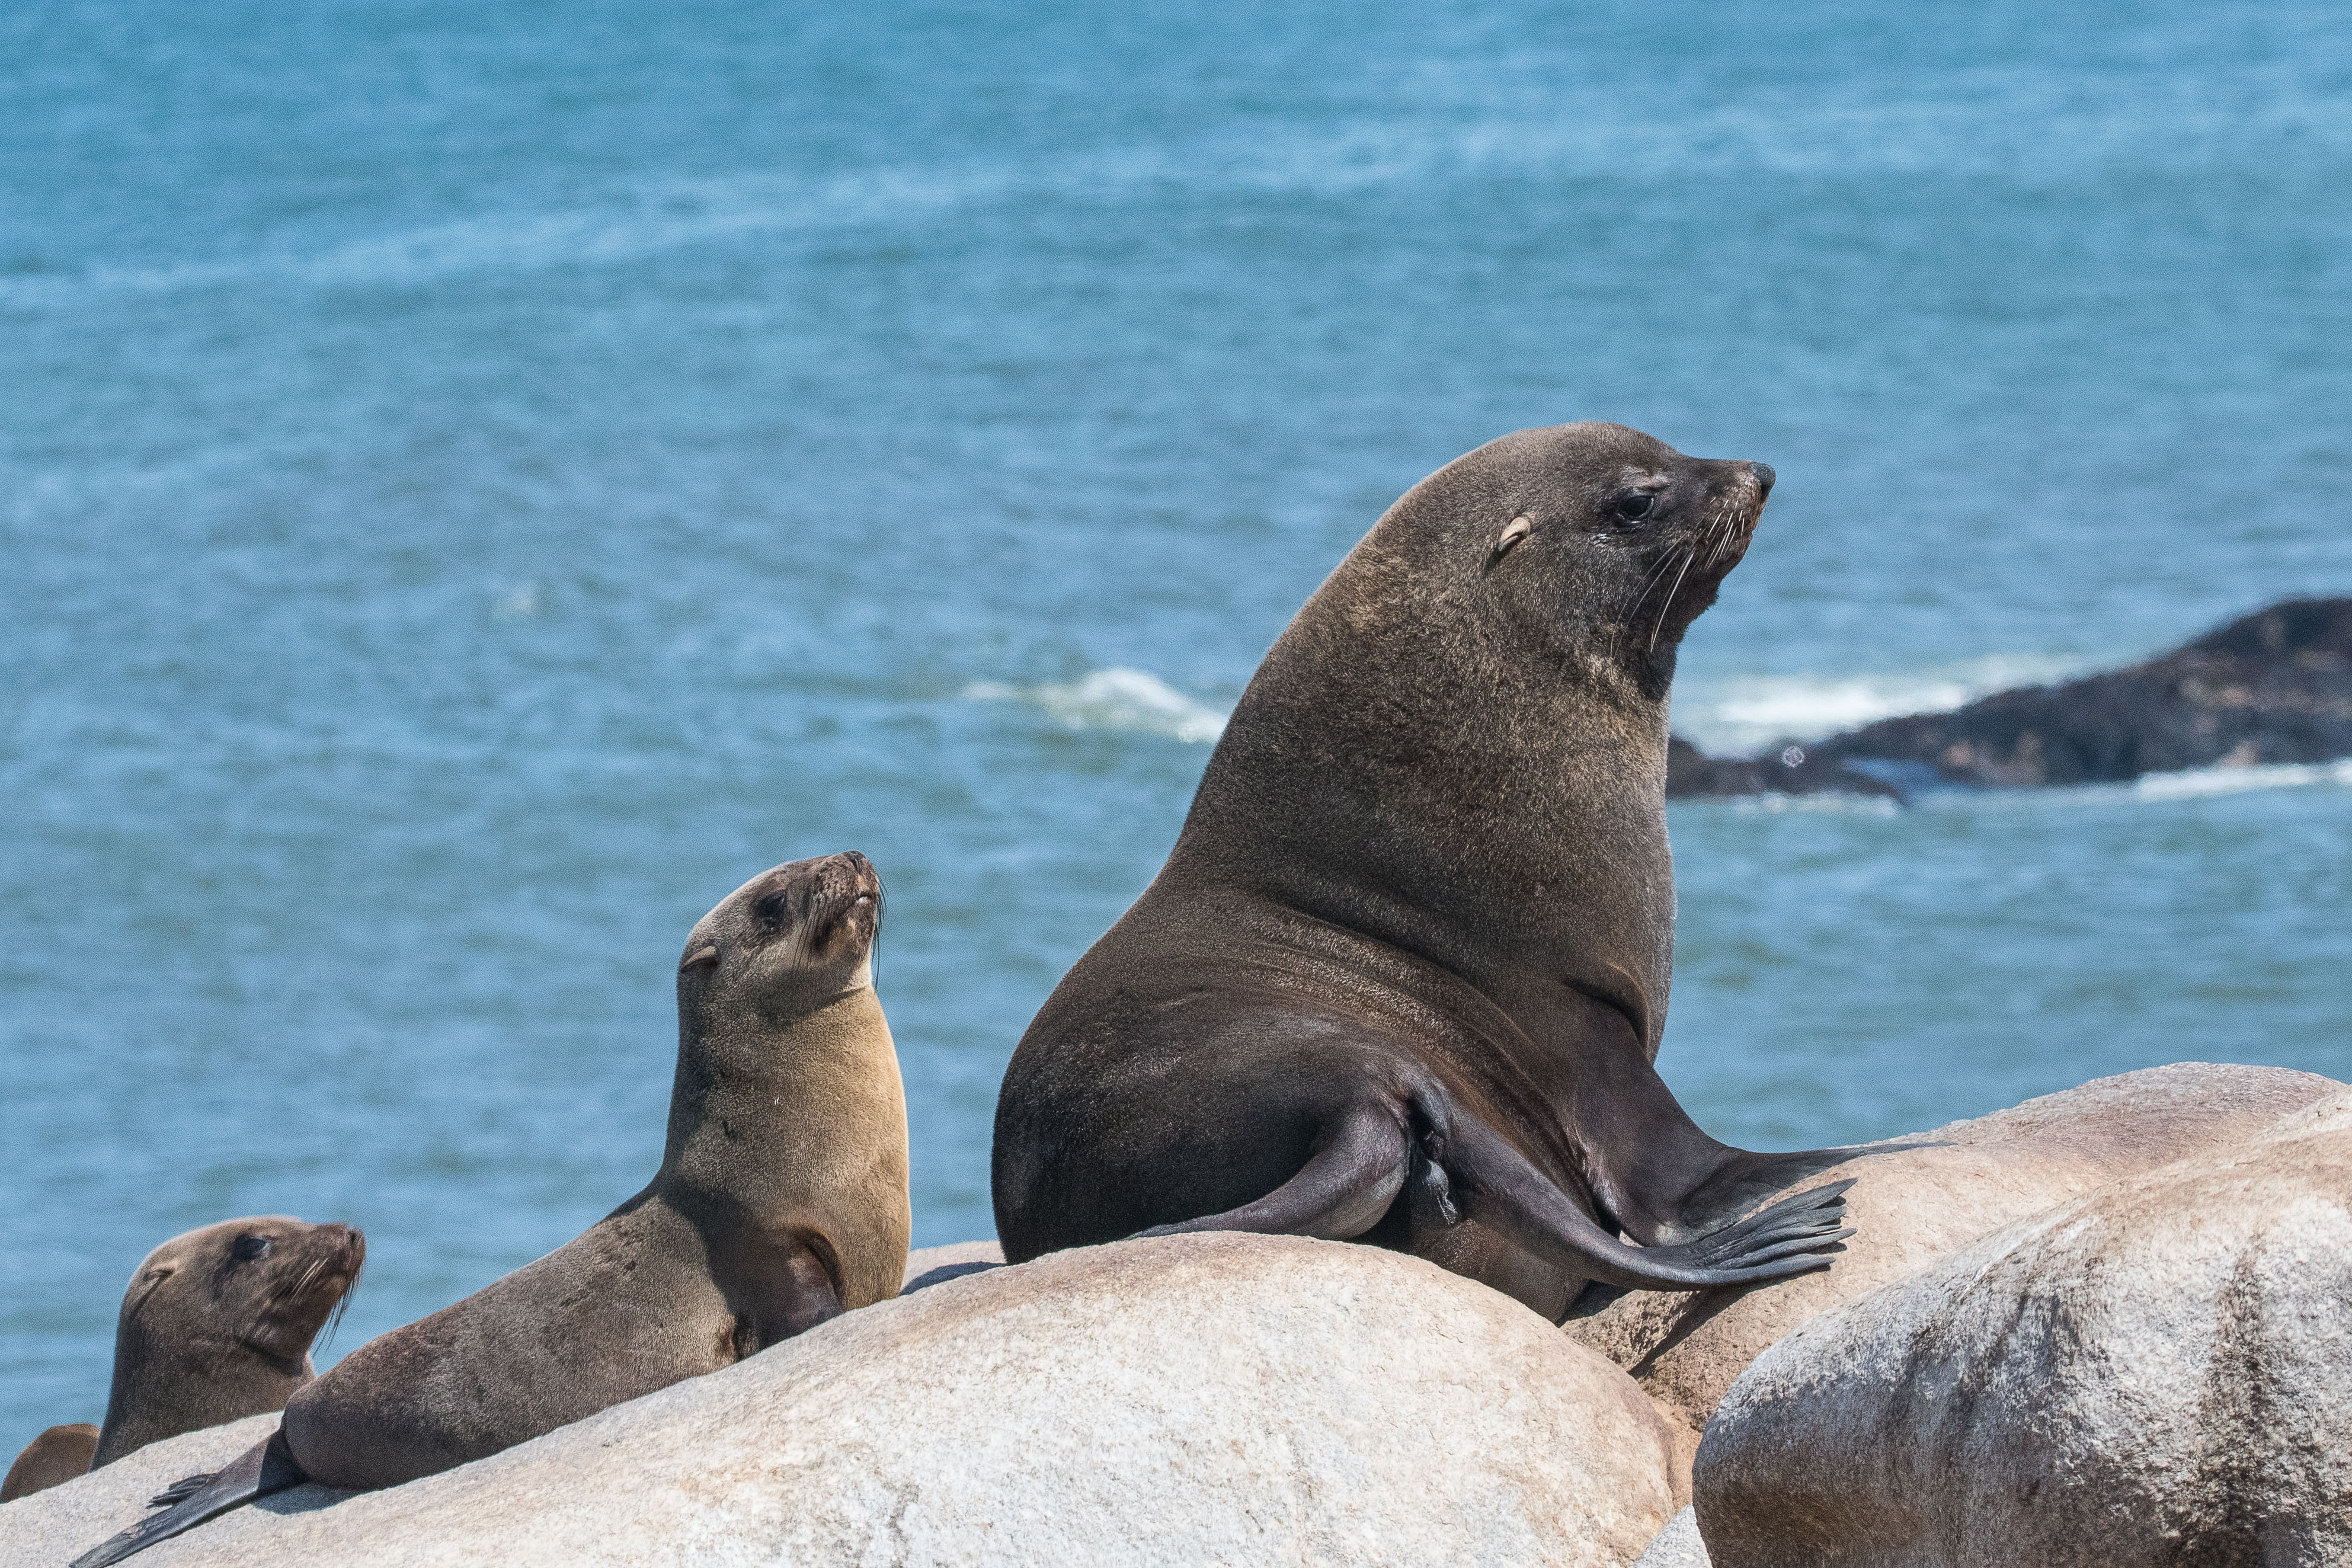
[995,423,1860,1319]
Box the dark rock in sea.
[1668,597,2352,799]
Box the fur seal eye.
[231,1235,271,1262]
[680,945,720,973]
[1612,493,1657,523]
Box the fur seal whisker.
[1647,546,1698,652]
[1620,547,1689,660]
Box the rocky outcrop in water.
[1692,1086,2352,1568]
[1669,597,2352,798]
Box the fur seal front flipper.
[994,423,1876,1320]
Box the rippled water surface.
[5,0,2350,1448]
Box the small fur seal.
[1,1216,362,1503]
[72,852,909,1565]
[994,423,1861,1320]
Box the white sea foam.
[965,668,1228,744]
[1675,654,2085,756]
[2133,759,2352,801]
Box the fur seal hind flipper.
[69,1429,306,1568]
[1134,1087,1854,1292]
[1132,1103,1410,1242]
[1418,1101,1855,1291]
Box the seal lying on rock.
[71,852,910,1566]
[994,423,1860,1321]
[2,1217,363,1503]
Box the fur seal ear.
[123,1266,175,1316]
[1483,516,1534,574]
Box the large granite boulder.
[16,1233,1678,1567]
[1694,1086,2352,1567]
[1566,1064,2340,1496]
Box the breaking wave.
[1675,654,2087,756]
[2133,758,2352,801]
[965,668,1228,744]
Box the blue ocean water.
[4,0,2350,1451]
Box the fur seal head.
[1409,421,1774,692]
[92,1217,363,1467]
[676,850,882,1019]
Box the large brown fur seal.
[1,1217,361,1503]
[72,852,908,1565]
[993,423,1860,1320]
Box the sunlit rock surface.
[1695,1087,2352,1567]
[1566,1064,2341,1496]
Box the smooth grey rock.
[1634,1506,1711,1567]
[37,1233,1679,1567]
[1695,1087,2352,1567]
[1566,1063,2341,1499]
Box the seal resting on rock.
[1,1216,362,1503]
[71,852,909,1566]
[993,422,1859,1320]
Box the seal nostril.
[1749,462,1775,493]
